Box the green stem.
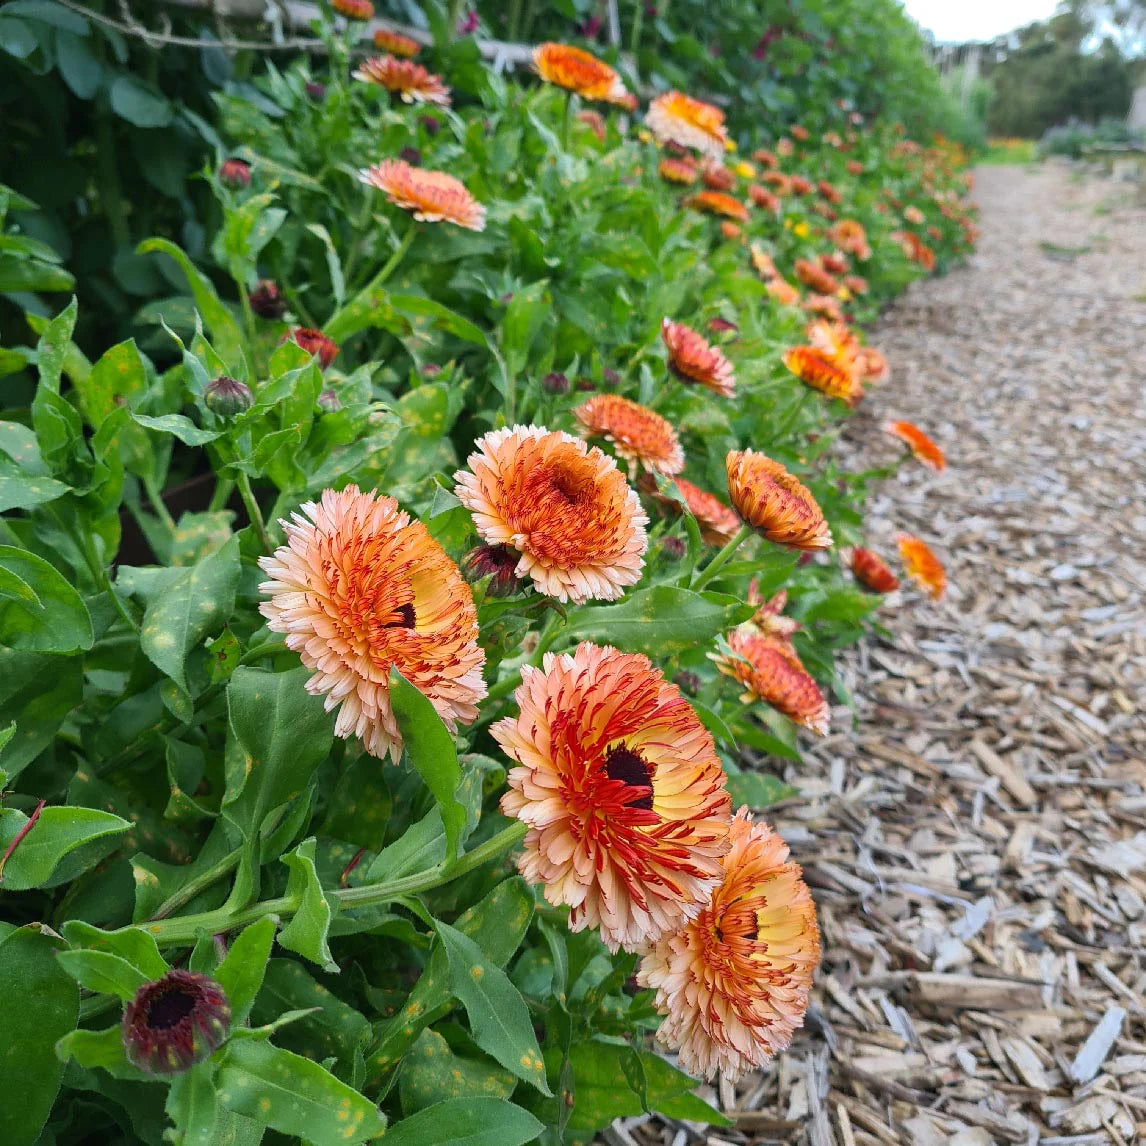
[142,474,177,534]
[561,90,575,153]
[505,0,522,41]
[208,476,235,513]
[691,523,753,591]
[326,224,417,340]
[143,821,530,947]
[629,3,645,53]
[149,849,242,921]
[236,472,272,553]
[776,385,815,439]
[238,280,259,356]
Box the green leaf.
[216,1039,386,1145]
[0,544,93,653]
[109,75,172,127]
[56,28,102,98]
[0,805,130,890]
[0,420,49,473]
[215,916,276,1026]
[55,1025,149,1081]
[277,837,337,972]
[565,586,752,658]
[59,920,170,979]
[140,534,239,693]
[382,1097,541,1146]
[132,412,222,446]
[725,768,797,810]
[399,1030,516,1115]
[0,16,38,60]
[0,650,82,777]
[363,808,445,883]
[390,295,489,347]
[389,669,466,862]
[0,253,75,293]
[500,279,550,375]
[166,1061,220,1146]
[0,925,79,1146]
[0,455,70,512]
[433,920,551,1095]
[55,948,149,1000]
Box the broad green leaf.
[0,926,79,1146]
[726,768,797,809]
[0,650,82,777]
[33,295,76,393]
[55,948,149,1000]
[59,921,170,979]
[166,1061,220,1146]
[0,805,130,890]
[140,534,239,692]
[389,669,466,861]
[500,279,550,375]
[434,920,551,1095]
[399,1030,516,1115]
[55,1026,149,1081]
[381,1097,541,1146]
[55,28,102,98]
[277,837,337,972]
[565,586,753,658]
[0,421,49,474]
[215,916,276,1026]
[0,544,93,653]
[390,294,489,347]
[363,807,445,883]
[109,75,172,127]
[0,456,69,511]
[216,1038,386,1145]
[132,412,222,446]
[0,254,74,293]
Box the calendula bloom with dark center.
[493,642,733,953]
[855,346,889,383]
[573,393,686,476]
[645,90,729,160]
[782,346,861,406]
[533,42,629,103]
[249,278,286,319]
[686,190,750,222]
[883,420,946,470]
[726,450,832,550]
[332,0,373,18]
[373,27,420,56]
[283,327,339,368]
[454,426,648,604]
[461,543,524,597]
[659,157,700,185]
[701,163,736,191]
[794,258,840,296]
[748,183,780,212]
[661,319,735,398]
[714,628,830,735]
[637,809,820,1081]
[258,486,487,762]
[359,159,485,230]
[851,547,899,593]
[122,971,230,1076]
[897,533,947,600]
[353,56,451,105]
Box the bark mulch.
[608,162,1146,1146]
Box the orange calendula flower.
[359,159,485,230]
[454,425,648,604]
[494,642,733,953]
[659,157,699,185]
[789,124,810,142]
[750,243,779,281]
[747,583,800,638]
[714,628,830,735]
[789,174,814,196]
[258,486,486,763]
[883,420,946,470]
[804,293,844,321]
[702,163,736,191]
[354,55,451,105]
[372,27,420,56]
[574,393,686,476]
[637,809,820,1081]
[855,346,889,383]
[904,205,925,225]
[747,183,780,212]
[817,180,841,204]
[671,477,741,547]
[752,148,779,168]
[843,274,869,295]
[782,346,861,406]
[645,90,729,160]
[794,258,841,296]
[846,159,864,175]
[897,534,946,599]
[761,171,792,194]
[851,547,899,593]
[332,0,373,19]
[766,278,802,307]
[533,42,628,104]
[720,221,742,241]
[821,251,849,275]
[661,318,735,398]
[726,450,832,550]
[686,190,749,222]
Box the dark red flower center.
[604,744,654,810]
[146,987,197,1030]
[387,603,416,628]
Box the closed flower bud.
[219,158,251,189]
[282,327,339,369]
[419,114,441,135]
[542,371,569,395]
[305,81,327,102]
[399,146,423,167]
[601,368,621,389]
[122,970,230,1076]
[461,544,523,597]
[673,670,701,696]
[660,536,686,561]
[317,389,342,412]
[205,375,253,416]
[249,279,286,319]
[575,377,596,392]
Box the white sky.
[900,0,1062,42]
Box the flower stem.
[776,385,815,439]
[691,523,753,591]
[325,224,417,342]
[0,799,45,882]
[142,474,177,534]
[562,90,575,153]
[143,821,529,948]
[236,472,272,553]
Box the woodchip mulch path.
[611,162,1146,1146]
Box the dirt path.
[618,164,1146,1145]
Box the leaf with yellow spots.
[379,1096,541,1146]
[398,1029,515,1115]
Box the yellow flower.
[792,221,810,238]
[733,161,756,179]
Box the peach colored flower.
[533,42,628,104]
[766,278,802,307]
[761,171,792,194]
[794,258,840,296]
[747,183,780,212]
[701,163,736,191]
[897,533,946,599]
[843,274,869,295]
[577,109,607,141]
[726,450,832,550]
[686,191,749,222]
[782,346,862,406]
[828,220,870,258]
[574,393,686,476]
[671,476,741,546]
[789,124,810,142]
[359,159,485,230]
[821,252,849,275]
[494,642,733,953]
[354,56,451,105]
[258,486,486,762]
[846,159,863,175]
[720,221,742,241]
[637,809,820,1080]
[454,425,648,604]
[372,27,420,56]
[751,148,778,168]
[789,175,814,195]
[904,205,925,225]
[333,0,373,19]
[659,157,700,185]
[645,91,729,160]
[803,293,844,321]
[817,179,841,204]
[855,346,889,383]
[851,547,899,593]
[747,583,800,638]
[713,628,830,735]
[883,420,946,470]
[661,318,735,398]
[749,243,779,280]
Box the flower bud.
[282,327,339,369]
[462,544,523,597]
[249,279,286,320]
[332,0,374,19]
[542,371,569,396]
[673,671,700,696]
[419,114,441,136]
[219,158,251,189]
[205,375,253,416]
[660,536,686,561]
[317,389,342,412]
[399,146,423,167]
[601,368,620,389]
[305,81,327,102]
[122,970,230,1076]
